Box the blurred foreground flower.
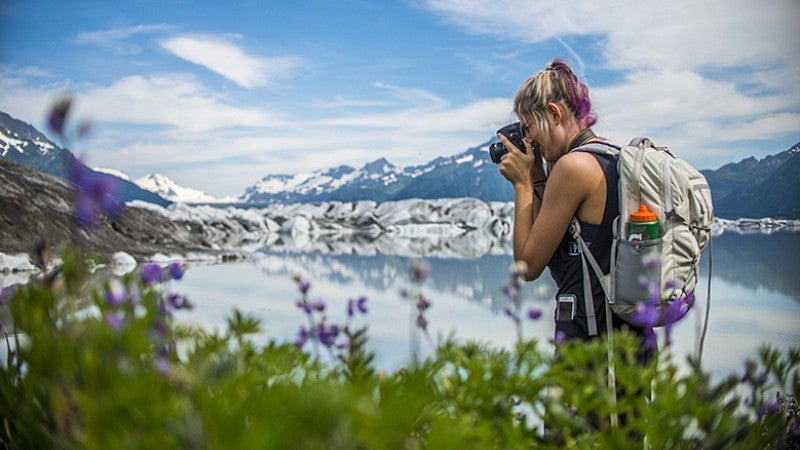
[68,157,123,229]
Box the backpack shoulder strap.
[571,141,621,156]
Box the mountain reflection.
[711,231,800,300]
[252,249,558,313]
[253,229,800,306]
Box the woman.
[498,59,648,343]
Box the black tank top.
[547,149,619,336]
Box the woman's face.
[521,114,554,163]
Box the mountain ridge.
[2,110,798,218]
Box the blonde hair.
[513,59,597,133]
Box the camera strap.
[568,128,596,151]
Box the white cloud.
[423,0,800,71]
[77,74,282,132]
[75,24,172,53]
[160,35,301,89]
[422,0,800,163]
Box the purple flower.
[104,280,127,306]
[416,313,428,331]
[295,327,309,348]
[409,259,431,283]
[141,263,163,285]
[298,280,311,295]
[347,296,368,317]
[643,327,657,349]
[663,298,690,327]
[318,324,340,347]
[69,158,123,228]
[527,308,543,320]
[105,312,122,330]
[167,261,184,280]
[504,305,520,325]
[416,294,431,311]
[554,330,567,343]
[296,299,312,314]
[47,97,72,137]
[167,293,193,311]
[356,296,368,314]
[311,299,326,312]
[155,355,170,376]
[758,400,780,417]
[0,286,15,304]
[502,284,519,302]
[631,302,659,328]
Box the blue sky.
[1,0,799,197]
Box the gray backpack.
[569,138,714,338]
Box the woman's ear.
[547,102,563,124]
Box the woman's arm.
[512,152,603,281]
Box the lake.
[173,229,800,379]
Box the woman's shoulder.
[553,151,603,176]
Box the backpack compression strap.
[568,218,615,338]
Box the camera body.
[489,122,526,164]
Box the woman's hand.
[497,133,536,188]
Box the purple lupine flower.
[167,261,184,280]
[0,286,15,304]
[167,293,193,311]
[758,400,780,417]
[416,294,431,311]
[347,296,368,317]
[141,263,163,285]
[631,302,659,328]
[502,284,519,302]
[298,280,311,295]
[104,279,127,306]
[295,327,309,348]
[105,312,122,330]
[356,296,368,314]
[789,418,800,438]
[155,355,170,376]
[318,324,340,347]
[409,259,431,283]
[68,158,123,229]
[296,298,312,314]
[311,299,326,312]
[47,97,72,137]
[643,327,657,348]
[527,308,543,320]
[504,305,521,325]
[416,313,428,331]
[663,298,690,327]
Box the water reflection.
[710,231,800,300]
[172,230,800,377]
[2,230,798,377]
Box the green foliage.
[0,251,797,449]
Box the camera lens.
[489,142,508,164]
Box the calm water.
[174,230,800,378]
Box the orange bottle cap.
[630,204,657,222]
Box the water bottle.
[627,204,659,241]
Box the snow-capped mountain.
[0,111,170,206]
[135,173,226,204]
[239,142,515,205]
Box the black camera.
[489,122,526,164]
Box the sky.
[1,0,799,198]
